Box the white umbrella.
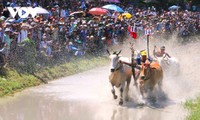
[30,7,49,18]
[35,7,49,14]
[5,18,15,23]
[101,0,120,3]
[168,5,180,10]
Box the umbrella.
[35,7,49,14]
[29,7,49,18]
[101,0,120,3]
[89,7,108,15]
[168,5,180,10]
[122,13,132,19]
[69,11,85,17]
[6,18,16,23]
[118,13,131,20]
[102,4,124,13]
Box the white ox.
[107,50,133,105]
[156,54,180,76]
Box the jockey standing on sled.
[136,50,152,66]
[120,50,151,69]
[153,46,171,58]
[120,50,152,84]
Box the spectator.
[3,28,12,59]
[39,35,52,57]
[20,24,28,43]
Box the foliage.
[0,68,40,97]
[0,56,109,97]
[10,38,37,74]
[191,0,200,5]
[35,56,109,81]
[185,97,200,120]
[20,38,37,73]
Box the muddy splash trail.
[0,38,200,120]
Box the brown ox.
[137,61,163,104]
[107,50,132,105]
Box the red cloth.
[128,25,137,39]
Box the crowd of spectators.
[0,0,199,67]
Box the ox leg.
[134,70,140,86]
[137,81,145,105]
[158,80,163,90]
[134,70,140,90]
[139,86,144,98]
[111,85,117,99]
[138,80,144,98]
[119,83,125,105]
[157,79,165,99]
[147,88,154,98]
[125,77,131,101]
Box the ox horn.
[117,50,121,56]
[106,49,110,55]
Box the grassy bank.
[185,97,200,120]
[0,56,109,97]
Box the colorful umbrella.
[89,8,108,15]
[122,13,132,19]
[118,13,132,20]
[102,4,124,13]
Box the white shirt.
[20,29,28,42]
[60,9,66,18]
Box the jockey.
[119,50,152,81]
[136,50,152,65]
[153,46,171,58]
[120,50,151,69]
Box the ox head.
[140,61,151,81]
[107,49,122,72]
[157,54,170,69]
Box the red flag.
[128,25,137,39]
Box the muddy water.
[0,41,200,120]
